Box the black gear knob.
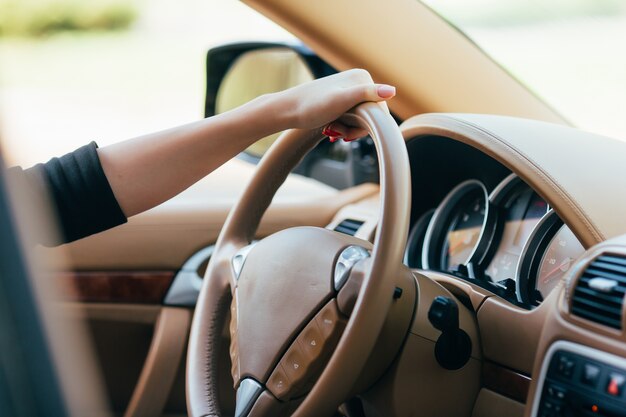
[428,296,459,332]
[427,296,471,370]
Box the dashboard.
[405,174,584,309]
[401,135,585,310]
[325,112,626,417]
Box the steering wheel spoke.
[333,245,371,291]
[234,378,264,417]
[232,242,258,280]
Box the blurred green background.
[0,0,136,37]
[427,0,626,26]
[1,0,625,167]
[0,0,292,166]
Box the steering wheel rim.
[186,101,411,417]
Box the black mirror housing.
[204,41,336,119]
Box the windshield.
[422,0,626,141]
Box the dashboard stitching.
[448,117,602,243]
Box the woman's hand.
[273,69,396,141]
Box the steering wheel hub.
[230,227,366,388]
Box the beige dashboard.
[327,113,626,417]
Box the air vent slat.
[581,269,626,285]
[580,273,626,288]
[335,225,356,235]
[573,287,625,305]
[571,253,625,330]
[596,255,626,267]
[578,280,626,295]
[588,261,626,275]
[571,296,623,316]
[571,306,623,329]
[333,219,364,236]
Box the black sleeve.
[8,142,127,245]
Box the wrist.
[210,90,298,146]
[256,91,298,132]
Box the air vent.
[571,254,626,330]
[333,219,364,236]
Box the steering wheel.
[186,102,411,417]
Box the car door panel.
[50,168,377,416]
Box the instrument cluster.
[405,174,585,308]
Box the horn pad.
[229,227,370,389]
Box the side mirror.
[215,47,314,158]
[205,42,379,189]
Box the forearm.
[97,69,395,218]
[98,93,292,217]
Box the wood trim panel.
[482,361,531,404]
[56,271,175,304]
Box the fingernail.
[343,137,357,142]
[323,127,342,137]
[377,84,396,98]
[329,136,343,143]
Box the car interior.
[2,0,626,417]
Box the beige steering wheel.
[186,102,411,417]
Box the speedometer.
[517,210,585,305]
[484,175,549,286]
[535,225,584,300]
[442,193,486,270]
[422,180,494,274]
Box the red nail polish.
[323,127,342,137]
[329,136,343,143]
[342,137,357,142]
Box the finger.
[344,68,374,84]
[322,125,345,138]
[324,123,368,141]
[343,126,369,141]
[344,83,396,104]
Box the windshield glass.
[422,0,626,141]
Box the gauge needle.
[448,237,466,255]
[542,258,572,282]
[448,231,474,255]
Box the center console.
[532,341,626,417]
